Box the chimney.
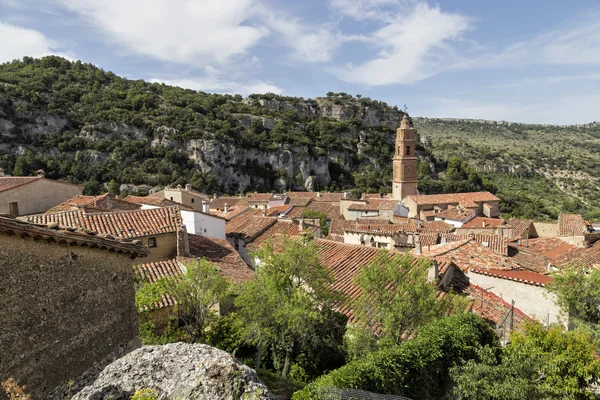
[115,194,122,200]
[93,196,97,207]
[415,233,422,255]
[317,192,321,198]
[214,193,218,200]
[343,192,347,199]
[224,203,230,213]
[202,201,210,214]
[36,169,45,178]
[177,184,183,190]
[482,220,486,228]
[299,218,304,232]
[261,208,266,217]
[185,183,192,191]
[0,168,4,177]
[177,225,190,257]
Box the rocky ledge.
[72,343,275,400]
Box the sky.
[0,0,599,125]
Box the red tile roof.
[444,233,509,256]
[405,192,500,206]
[417,239,517,271]
[307,201,342,220]
[289,197,313,207]
[344,223,407,235]
[48,193,140,213]
[186,234,254,284]
[314,192,345,202]
[325,233,345,243]
[247,220,320,250]
[226,215,277,241]
[266,205,293,217]
[466,284,531,329]
[0,215,147,257]
[133,259,182,309]
[558,214,590,236]
[19,207,182,238]
[247,192,272,202]
[509,237,585,269]
[579,240,600,267]
[123,195,194,210]
[505,218,533,237]
[0,176,42,192]
[461,217,505,229]
[211,206,254,221]
[470,268,552,286]
[435,206,475,221]
[348,199,399,211]
[420,220,455,233]
[209,197,245,210]
[357,218,391,225]
[285,191,318,198]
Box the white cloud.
[330,3,470,85]
[0,22,70,62]
[422,94,600,125]
[58,0,268,66]
[329,0,413,21]
[151,77,282,96]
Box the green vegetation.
[301,209,329,236]
[294,313,499,399]
[416,118,600,221]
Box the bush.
[293,313,498,399]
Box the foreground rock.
[73,343,275,400]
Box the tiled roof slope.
[578,240,600,267]
[417,239,517,271]
[123,195,193,210]
[0,215,147,257]
[466,284,530,329]
[289,197,313,207]
[210,197,244,210]
[133,259,181,309]
[211,206,253,221]
[306,201,342,220]
[19,207,182,238]
[470,268,552,286]
[348,199,398,211]
[248,220,320,250]
[48,193,140,213]
[558,214,590,236]
[314,193,345,202]
[285,191,318,198]
[226,215,277,241]
[444,233,509,256]
[509,237,584,270]
[506,218,533,237]
[266,205,292,217]
[406,192,499,206]
[186,234,254,283]
[0,176,42,192]
[435,207,474,221]
[462,217,506,229]
[247,192,272,202]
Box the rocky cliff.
[72,343,275,400]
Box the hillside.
[0,56,598,221]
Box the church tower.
[392,114,418,200]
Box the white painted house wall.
[468,272,566,328]
[344,231,394,249]
[180,210,226,239]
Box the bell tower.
[392,114,418,200]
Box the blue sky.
[1,0,599,124]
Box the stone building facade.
[0,216,147,399]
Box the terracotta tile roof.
[286,206,307,218]
[0,215,148,257]
[265,205,292,217]
[285,191,318,198]
[461,217,505,229]
[209,197,244,210]
[19,207,182,239]
[420,220,455,233]
[0,176,43,192]
[506,218,533,237]
[325,233,345,243]
[558,214,590,236]
[314,193,345,202]
[444,233,509,256]
[247,220,320,250]
[578,240,600,268]
[226,215,277,241]
[344,223,407,235]
[435,207,475,222]
[509,237,585,269]
[328,219,345,236]
[470,268,552,286]
[419,232,440,248]
[417,239,517,271]
[348,199,399,211]
[48,194,140,213]
[186,234,254,284]
[405,192,500,206]
[466,284,531,329]
[247,192,272,202]
[289,197,313,207]
[133,260,181,309]
[357,218,390,225]
[361,193,383,200]
[211,206,254,221]
[123,195,194,210]
[306,201,342,220]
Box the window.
[191,198,194,203]
[9,202,19,216]
[203,228,207,233]
[170,197,173,201]
[406,145,411,156]
[377,242,388,249]
[148,237,157,248]
[234,238,239,250]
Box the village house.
[48,193,139,213]
[268,193,289,208]
[433,205,477,228]
[341,199,407,220]
[0,215,147,399]
[246,192,272,210]
[0,169,83,216]
[209,195,248,212]
[123,194,194,210]
[148,184,210,212]
[402,192,500,219]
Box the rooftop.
[405,192,500,206]
[289,197,313,207]
[211,206,254,221]
[506,218,533,237]
[416,239,517,271]
[48,193,139,213]
[226,215,277,241]
[470,268,552,287]
[348,199,399,211]
[434,206,475,222]
[558,214,590,236]
[461,217,505,229]
[123,195,194,210]
[0,215,147,258]
[19,206,182,239]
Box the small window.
[170,197,173,201]
[203,228,207,233]
[191,198,195,203]
[9,202,19,216]
[148,237,157,248]
[405,145,411,156]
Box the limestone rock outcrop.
[72,343,275,400]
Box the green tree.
[350,253,468,351]
[451,323,600,399]
[235,236,344,378]
[107,179,120,196]
[301,209,329,236]
[136,259,229,342]
[547,265,600,325]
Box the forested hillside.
[0,56,598,221]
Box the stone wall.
[532,222,558,238]
[137,233,177,264]
[0,178,82,216]
[0,235,140,399]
